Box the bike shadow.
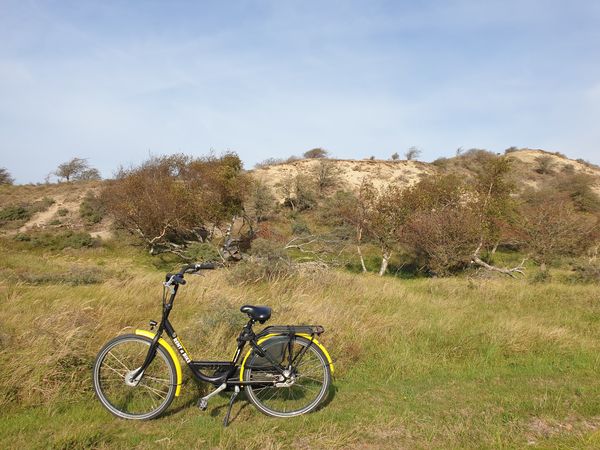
[208,391,251,425]
[162,383,338,424]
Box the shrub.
[185,242,221,262]
[517,194,598,267]
[229,239,295,284]
[568,263,600,284]
[79,191,105,224]
[101,153,249,255]
[291,220,311,235]
[432,157,449,168]
[18,267,105,285]
[0,167,14,185]
[534,155,555,174]
[16,231,98,250]
[404,207,482,275]
[246,180,276,222]
[57,208,69,217]
[405,147,421,160]
[254,157,286,168]
[311,160,341,195]
[0,205,31,222]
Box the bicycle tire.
[243,335,331,418]
[93,334,177,420]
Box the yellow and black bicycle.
[92,263,334,426]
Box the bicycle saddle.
[240,305,271,323]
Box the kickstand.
[223,386,240,427]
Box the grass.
[1,238,600,448]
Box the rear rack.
[256,325,325,339]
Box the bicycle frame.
[131,282,302,390]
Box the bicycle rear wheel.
[93,334,177,420]
[243,335,331,418]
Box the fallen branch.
[471,256,526,277]
[470,241,526,277]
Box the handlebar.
[164,262,217,287]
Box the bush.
[79,191,105,225]
[291,220,311,235]
[567,263,600,284]
[226,238,297,284]
[404,207,482,275]
[0,167,14,185]
[0,205,31,222]
[534,155,555,174]
[101,153,249,254]
[432,157,449,168]
[17,267,105,285]
[185,242,221,261]
[57,208,69,217]
[16,231,98,250]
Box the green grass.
[1,238,600,448]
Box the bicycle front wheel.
[93,334,177,420]
[243,335,331,418]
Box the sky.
[1,0,599,183]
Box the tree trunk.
[357,245,367,273]
[378,250,391,276]
[491,240,500,255]
[356,226,367,273]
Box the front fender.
[239,333,334,381]
[135,329,183,396]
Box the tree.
[399,158,525,276]
[246,180,276,222]
[405,147,421,161]
[391,152,399,161]
[55,158,100,181]
[517,193,598,270]
[101,153,249,256]
[311,160,341,195]
[277,174,317,212]
[75,167,101,181]
[303,148,328,159]
[0,167,14,185]
[358,182,406,276]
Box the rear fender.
[239,333,334,381]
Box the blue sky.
[1,0,599,183]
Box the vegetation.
[405,146,421,160]
[79,191,105,225]
[101,153,249,257]
[303,148,328,159]
[0,167,14,185]
[1,239,600,448]
[1,147,599,447]
[55,157,101,182]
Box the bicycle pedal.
[198,398,208,411]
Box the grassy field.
[1,238,600,449]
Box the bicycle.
[92,262,334,426]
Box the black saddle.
[240,305,271,323]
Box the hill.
[252,148,600,202]
[1,148,598,236]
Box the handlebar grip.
[197,262,215,270]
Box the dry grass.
[1,239,600,447]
